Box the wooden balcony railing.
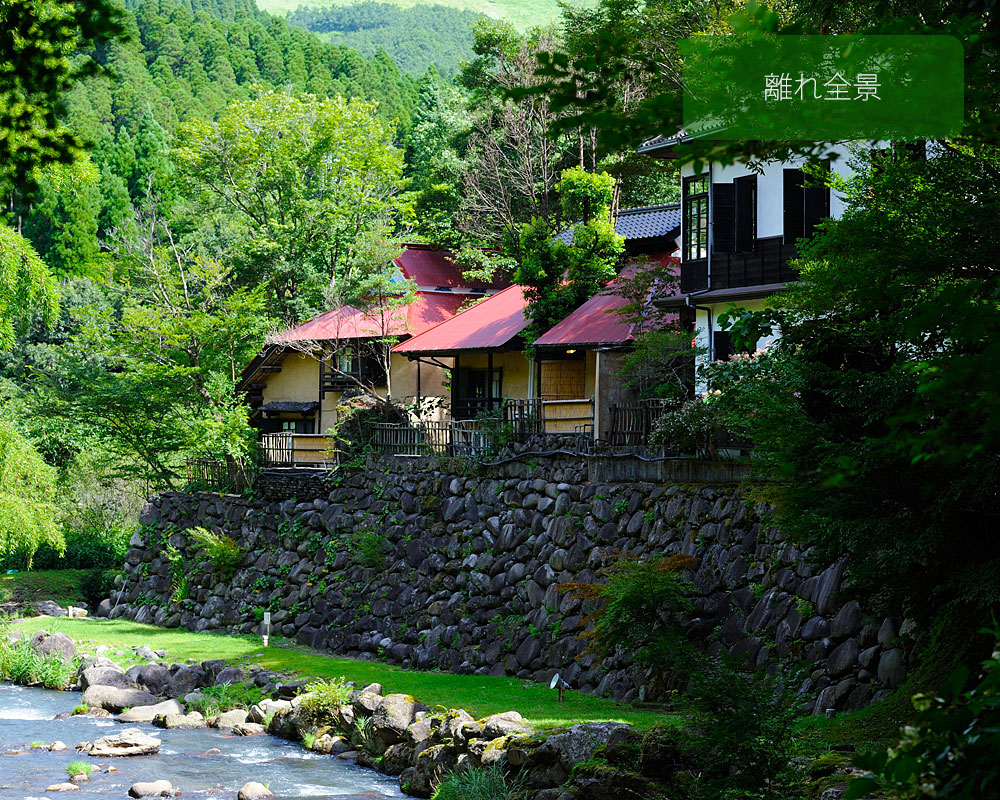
[260,432,335,467]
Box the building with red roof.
[237,244,503,449]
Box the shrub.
[650,397,730,458]
[184,682,263,717]
[679,656,800,799]
[72,703,88,715]
[65,761,91,778]
[299,677,352,725]
[189,527,245,579]
[847,626,1000,800]
[351,529,387,569]
[560,553,698,680]
[80,567,118,609]
[431,763,523,800]
[0,636,77,689]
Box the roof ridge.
[616,203,681,214]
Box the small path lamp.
[549,672,570,702]
[262,611,271,647]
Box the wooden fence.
[185,457,256,493]
[260,433,336,467]
[607,400,670,447]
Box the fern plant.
[189,527,245,579]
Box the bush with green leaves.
[299,678,353,725]
[679,656,800,800]
[847,627,1000,800]
[183,682,264,717]
[560,553,697,681]
[0,636,77,689]
[650,396,730,459]
[431,763,523,800]
[189,527,245,579]
[80,567,118,609]
[351,529,387,569]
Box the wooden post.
[487,351,494,411]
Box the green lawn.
[14,617,673,730]
[0,570,90,610]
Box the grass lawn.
[0,570,90,610]
[14,617,674,730]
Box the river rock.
[155,711,206,729]
[83,686,160,713]
[31,631,76,661]
[89,730,162,757]
[371,694,427,746]
[128,780,177,798]
[81,666,130,691]
[248,699,290,724]
[215,667,244,685]
[118,699,184,723]
[44,783,79,792]
[482,711,533,739]
[48,741,67,751]
[167,666,206,698]
[136,664,172,695]
[34,601,68,617]
[541,722,629,766]
[213,709,249,728]
[237,781,274,800]
[232,722,267,736]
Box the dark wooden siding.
[680,236,799,293]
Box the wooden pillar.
[416,358,421,408]
[487,351,494,411]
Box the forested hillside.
[288,2,482,76]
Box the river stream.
[0,683,402,799]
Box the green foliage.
[679,657,800,799]
[351,529,387,569]
[71,703,88,715]
[189,527,245,579]
[710,147,1000,614]
[80,568,118,609]
[431,763,523,800]
[65,761,92,778]
[514,167,624,344]
[299,677,352,724]
[650,397,731,459]
[174,89,405,323]
[0,224,59,350]
[847,627,1000,800]
[0,635,77,689]
[301,730,316,749]
[560,553,697,679]
[0,421,64,566]
[289,3,482,77]
[184,682,264,717]
[0,0,125,190]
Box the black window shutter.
[735,176,756,252]
[783,169,804,245]
[802,162,830,240]
[713,331,732,362]
[713,183,735,253]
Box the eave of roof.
[654,282,788,307]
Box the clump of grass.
[72,703,88,715]
[354,715,378,756]
[66,761,92,778]
[302,731,316,750]
[299,677,352,725]
[431,764,523,800]
[0,637,77,689]
[29,740,47,749]
[184,682,264,717]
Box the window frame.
[683,174,709,262]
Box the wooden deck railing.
[608,400,670,447]
[260,432,336,467]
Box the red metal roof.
[533,256,680,348]
[392,285,530,355]
[395,243,508,291]
[274,292,468,343]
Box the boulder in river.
[116,687,174,718]
[44,783,80,792]
[237,782,274,800]
[231,722,267,736]
[83,685,160,713]
[128,780,178,797]
[89,730,162,757]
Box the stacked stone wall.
[113,457,909,712]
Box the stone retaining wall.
[111,456,909,712]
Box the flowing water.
[0,683,402,799]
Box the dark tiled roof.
[557,204,680,244]
[259,401,320,413]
